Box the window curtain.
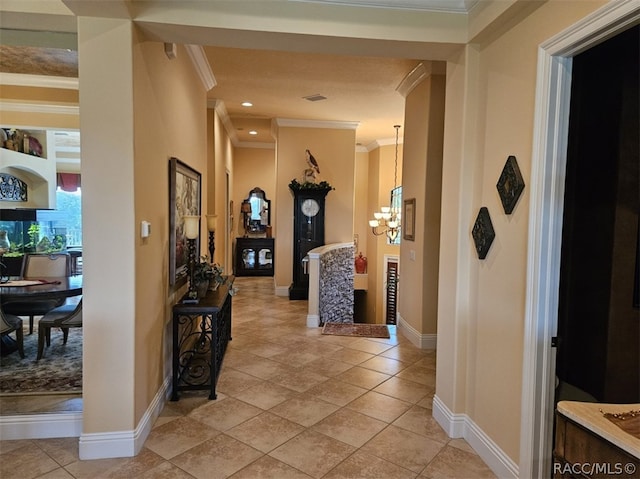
[57,173,81,192]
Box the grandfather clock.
[289,186,331,300]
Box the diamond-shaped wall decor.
[496,155,525,214]
[472,207,495,260]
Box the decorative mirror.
[242,187,271,236]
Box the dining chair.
[20,253,71,278]
[4,253,72,334]
[1,306,25,359]
[37,298,82,360]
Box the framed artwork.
[472,207,495,260]
[169,157,201,286]
[496,155,525,214]
[0,173,28,201]
[403,198,416,241]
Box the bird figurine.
[305,149,320,175]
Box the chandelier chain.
[393,125,400,189]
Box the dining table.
[1,275,83,302]
[0,275,83,356]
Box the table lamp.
[183,215,200,300]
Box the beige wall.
[353,149,369,259]
[79,17,209,435]
[232,147,276,238]
[399,74,445,337]
[78,16,136,435]
[0,85,77,104]
[1,0,620,470]
[365,143,403,324]
[208,109,234,272]
[133,37,209,426]
[232,147,276,273]
[273,125,356,292]
[437,0,608,463]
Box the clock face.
[301,198,320,217]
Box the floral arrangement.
[288,179,334,191]
[193,255,226,286]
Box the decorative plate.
[496,155,525,214]
[472,207,495,260]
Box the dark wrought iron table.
[171,276,234,401]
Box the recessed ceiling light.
[249,130,258,135]
[241,101,253,107]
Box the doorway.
[520,3,640,478]
[555,24,639,406]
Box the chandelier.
[369,125,402,242]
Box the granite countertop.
[557,401,640,459]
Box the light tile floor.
[0,277,497,478]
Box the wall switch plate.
[410,250,416,261]
[141,221,151,238]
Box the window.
[37,187,82,247]
[389,186,402,245]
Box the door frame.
[519,2,640,477]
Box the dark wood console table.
[171,277,234,401]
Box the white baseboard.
[307,314,320,327]
[432,395,465,438]
[433,395,519,478]
[0,411,83,440]
[397,314,437,349]
[79,376,171,459]
[275,285,289,297]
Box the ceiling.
[0,43,422,148]
[203,45,424,147]
[0,0,472,148]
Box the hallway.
[0,277,496,478]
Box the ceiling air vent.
[303,94,327,102]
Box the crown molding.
[396,62,428,98]
[0,100,78,116]
[363,135,403,152]
[207,99,239,146]
[396,61,446,98]
[185,45,216,91]
[0,73,78,90]
[235,141,276,150]
[290,0,478,14]
[274,118,360,130]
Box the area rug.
[0,326,82,395]
[321,322,390,339]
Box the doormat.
[321,322,390,339]
[0,325,82,395]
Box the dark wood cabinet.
[235,237,274,276]
[554,407,640,478]
[171,278,233,401]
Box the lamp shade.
[206,214,217,232]
[183,215,200,239]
